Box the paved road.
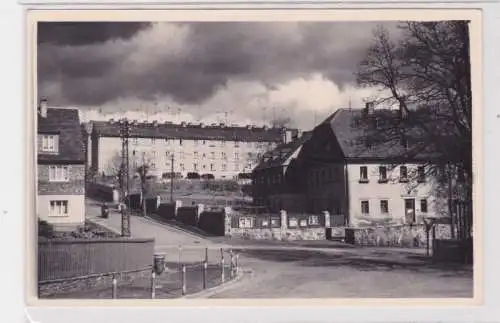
[85,199,473,298]
[86,200,222,248]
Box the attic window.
[40,134,58,153]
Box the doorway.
[404,198,415,224]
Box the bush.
[187,172,201,179]
[38,219,54,238]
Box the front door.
[404,198,415,224]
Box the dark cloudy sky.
[37,21,399,130]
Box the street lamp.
[423,216,437,256]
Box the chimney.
[38,98,48,118]
[282,129,293,144]
[364,102,375,115]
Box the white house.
[299,104,449,227]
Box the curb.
[180,268,252,299]
[86,218,122,235]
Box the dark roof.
[38,108,85,163]
[326,108,444,161]
[254,131,312,171]
[91,120,297,142]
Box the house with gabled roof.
[251,131,312,212]
[299,103,452,228]
[37,99,86,229]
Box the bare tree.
[355,21,472,238]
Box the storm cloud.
[37,21,400,130]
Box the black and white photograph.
[32,10,479,301]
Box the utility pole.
[141,152,147,218]
[170,153,174,202]
[119,119,131,237]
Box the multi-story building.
[251,131,312,212]
[299,104,448,227]
[37,99,86,229]
[88,120,298,180]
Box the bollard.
[181,265,187,295]
[112,274,117,299]
[151,271,156,299]
[220,248,225,283]
[203,261,208,289]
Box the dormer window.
[40,134,58,153]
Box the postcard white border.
[0,1,496,322]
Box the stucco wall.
[37,194,85,226]
[94,135,276,179]
[347,163,439,227]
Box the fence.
[39,247,241,299]
[38,238,155,282]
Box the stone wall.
[345,224,451,248]
[228,227,326,241]
[38,164,86,195]
[38,268,151,298]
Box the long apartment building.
[87,119,298,179]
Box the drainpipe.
[343,161,350,227]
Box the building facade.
[251,131,312,212]
[37,100,86,229]
[88,120,297,180]
[298,106,448,228]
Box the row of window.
[136,161,251,172]
[359,165,426,183]
[132,137,274,149]
[131,150,261,161]
[360,199,428,215]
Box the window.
[234,141,240,147]
[41,135,57,152]
[49,200,68,217]
[400,166,408,182]
[380,200,389,214]
[194,164,198,171]
[257,153,262,159]
[239,217,254,228]
[151,162,156,169]
[210,164,215,171]
[180,163,185,171]
[221,140,226,147]
[359,166,368,182]
[309,215,320,225]
[194,140,199,146]
[179,139,183,146]
[132,150,136,156]
[202,153,206,159]
[202,164,206,170]
[194,152,199,159]
[361,200,370,214]
[49,166,69,182]
[152,151,156,157]
[133,138,139,145]
[221,164,227,171]
[420,199,428,213]
[165,138,169,144]
[210,152,215,159]
[221,152,227,159]
[202,140,206,145]
[234,153,239,160]
[418,166,426,182]
[151,138,156,144]
[234,164,240,171]
[379,166,387,182]
[248,152,253,159]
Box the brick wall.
[38,164,85,195]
